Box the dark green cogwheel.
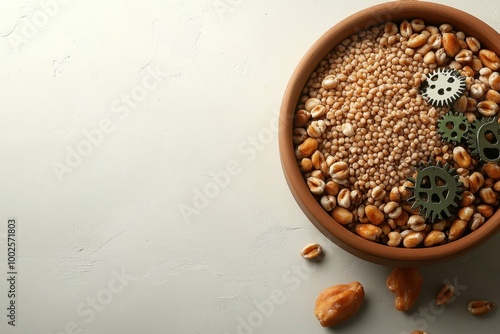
[406,160,463,222]
[437,110,471,144]
[467,116,500,163]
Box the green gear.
[467,117,500,163]
[406,160,463,222]
[437,111,471,144]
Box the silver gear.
[420,68,466,108]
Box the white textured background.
[0,0,499,333]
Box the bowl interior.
[279,1,500,266]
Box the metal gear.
[467,116,500,163]
[420,68,466,108]
[406,160,463,222]
[437,110,471,144]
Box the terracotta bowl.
[279,1,500,267]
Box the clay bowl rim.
[279,0,500,266]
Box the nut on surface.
[468,300,496,315]
[435,284,455,306]
[386,267,423,311]
[301,243,323,260]
[314,281,365,327]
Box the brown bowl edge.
[279,1,500,266]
